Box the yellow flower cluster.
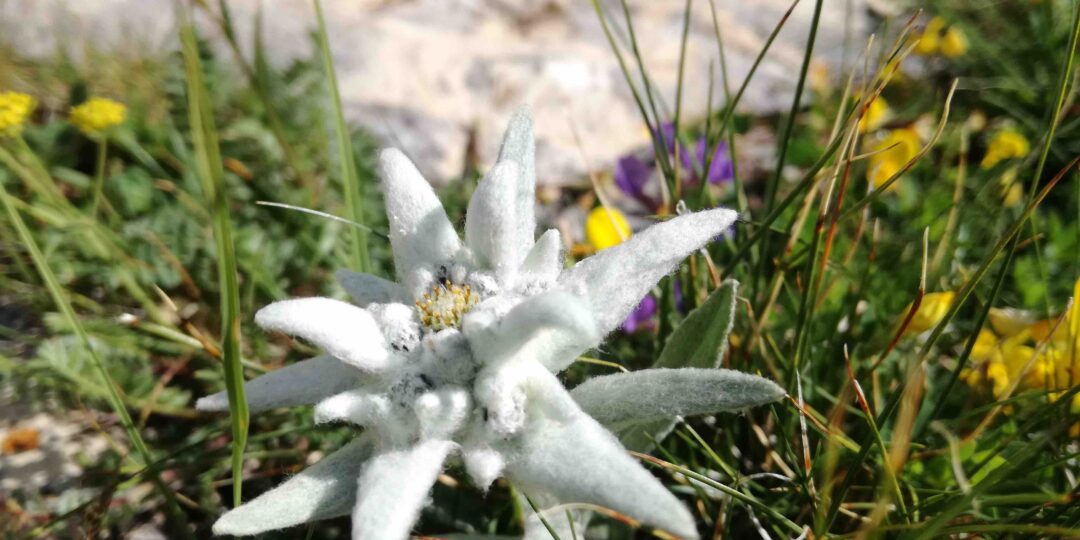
[867,127,922,192]
[981,128,1030,169]
[857,96,889,134]
[915,17,969,59]
[962,278,1080,414]
[70,97,126,136]
[0,91,36,136]
[585,206,631,252]
[902,291,955,336]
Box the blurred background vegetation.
[1,0,1079,538]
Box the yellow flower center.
[416,281,478,330]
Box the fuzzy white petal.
[519,228,562,284]
[335,270,408,306]
[495,106,536,255]
[196,355,363,413]
[379,148,461,295]
[558,208,738,334]
[503,395,698,539]
[351,439,454,540]
[464,290,597,371]
[212,435,375,536]
[462,445,505,491]
[255,298,391,372]
[465,160,522,285]
[414,387,472,439]
[571,368,785,428]
[313,389,391,426]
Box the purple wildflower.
[621,294,658,333]
[616,123,734,210]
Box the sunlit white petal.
[255,298,391,372]
[196,355,363,413]
[558,208,738,334]
[352,439,455,540]
[212,435,375,536]
[336,270,408,306]
[379,148,461,295]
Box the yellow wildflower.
[875,128,921,164]
[914,17,946,55]
[988,307,1034,337]
[940,27,969,58]
[70,97,126,136]
[868,159,901,192]
[858,96,889,133]
[903,291,955,335]
[997,167,1024,208]
[0,91,36,136]
[585,206,631,252]
[981,128,1030,169]
[867,127,920,191]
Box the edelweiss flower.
[198,108,783,539]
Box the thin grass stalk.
[0,177,194,538]
[706,0,748,212]
[180,16,249,508]
[671,0,693,201]
[616,0,676,194]
[700,0,801,206]
[314,0,371,273]
[755,0,823,294]
[205,0,318,200]
[525,494,563,540]
[89,139,108,216]
[633,452,804,535]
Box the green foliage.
[2,0,1080,538]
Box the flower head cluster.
[981,127,1030,169]
[867,126,922,192]
[902,291,956,336]
[963,279,1080,410]
[197,108,783,539]
[858,96,890,134]
[0,91,36,136]
[70,97,126,136]
[914,16,969,59]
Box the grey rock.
[0,0,866,185]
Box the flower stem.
[90,138,107,216]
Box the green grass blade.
[313,0,371,274]
[180,14,249,508]
[0,176,194,538]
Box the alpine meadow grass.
[1,1,1079,538]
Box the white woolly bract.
[254,298,391,372]
[503,394,699,539]
[558,208,738,334]
[212,435,375,536]
[313,389,391,426]
[336,269,408,306]
[196,355,361,413]
[465,160,523,287]
[351,439,454,540]
[379,147,461,296]
[495,106,536,258]
[519,228,562,285]
[571,368,786,428]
